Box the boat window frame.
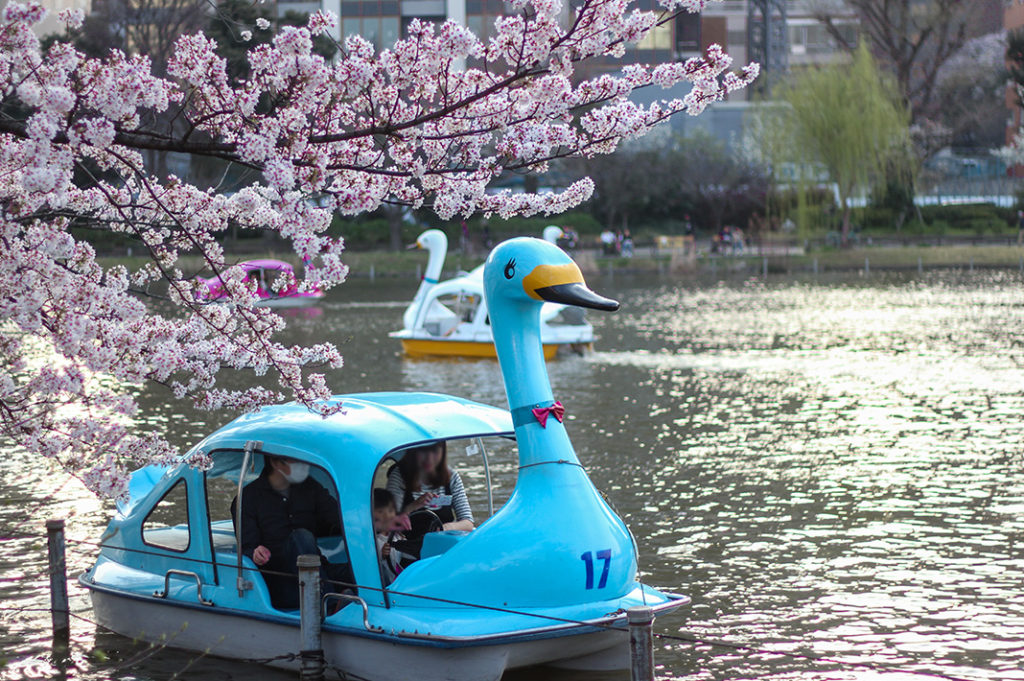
[202,444,350,593]
[372,431,515,608]
[141,477,192,554]
[418,290,461,336]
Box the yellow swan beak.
[523,264,620,311]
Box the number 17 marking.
[580,549,612,590]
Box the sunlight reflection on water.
[2,271,1023,680]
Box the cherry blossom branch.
[0,0,754,499]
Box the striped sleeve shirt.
[386,467,474,523]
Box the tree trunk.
[840,202,852,247]
[388,209,403,251]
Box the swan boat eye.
[504,259,516,280]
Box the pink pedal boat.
[196,259,324,308]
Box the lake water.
[3,270,1024,681]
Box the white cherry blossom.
[0,0,755,498]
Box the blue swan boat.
[82,238,688,680]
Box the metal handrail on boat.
[235,440,262,597]
[322,592,384,633]
[153,569,214,606]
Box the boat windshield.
[374,436,518,519]
[244,269,268,295]
[419,291,480,335]
[435,292,480,324]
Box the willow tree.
[759,43,911,243]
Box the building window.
[789,21,855,56]
[342,17,361,41]
[382,17,399,47]
[363,17,380,46]
[340,16,401,50]
[637,22,672,51]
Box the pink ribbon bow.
[532,401,565,428]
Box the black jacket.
[236,472,342,570]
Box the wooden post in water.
[415,263,422,280]
[969,257,974,272]
[369,264,375,282]
[297,554,324,681]
[762,257,768,278]
[46,519,69,639]
[628,606,654,681]
[812,258,818,275]
[918,257,923,274]
[864,257,870,275]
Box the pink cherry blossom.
[0,0,756,499]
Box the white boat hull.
[89,588,629,681]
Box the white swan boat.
[390,228,595,359]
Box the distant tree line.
[560,132,768,237]
[40,0,1014,254]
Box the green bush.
[860,203,1014,235]
[329,217,410,249]
[918,204,1013,234]
[70,226,136,250]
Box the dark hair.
[397,441,450,492]
[372,488,395,511]
[262,454,286,473]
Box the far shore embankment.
[99,241,1024,281]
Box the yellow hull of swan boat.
[401,338,592,360]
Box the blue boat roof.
[190,392,513,472]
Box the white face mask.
[282,462,310,484]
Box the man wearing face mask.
[236,455,347,609]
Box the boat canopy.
[122,392,513,513]
[197,392,512,459]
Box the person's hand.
[382,544,392,559]
[252,545,271,566]
[411,492,436,510]
[389,514,412,532]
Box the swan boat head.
[395,238,640,610]
[402,229,449,330]
[542,225,564,244]
[412,229,449,263]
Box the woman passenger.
[387,441,474,532]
